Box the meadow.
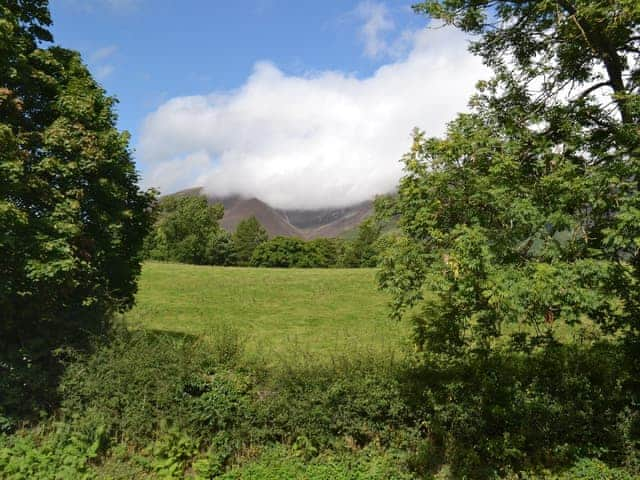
[126,262,410,360]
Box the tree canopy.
[415,0,640,125]
[233,216,268,265]
[144,195,234,265]
[380,0,640,357]
[1,0,154,420]
[1,0,154,345]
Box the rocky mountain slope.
[171,188,373,239]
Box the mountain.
[214,195,301,237]
[169,188,374,239]
[280,201,373,239]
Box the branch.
[577,81,612,99]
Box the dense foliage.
[373,0,640,475]
[1,327,638,478]
[144,194,387,268]
[340,216,384,267]
[144,195,235,265]
[3,0,639,478]
[249,236,335,268]
[380,0,640,357]
[0,0,153,423]
[232,215,268,265]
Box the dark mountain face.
[217,196,301,238]
[171,188,373,238]
[279,201,373,230]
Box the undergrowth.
[1,326,638,479]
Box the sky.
[49,0,488,209]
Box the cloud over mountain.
[138,25,487,209]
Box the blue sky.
[49,0,487,208]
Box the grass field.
[126,262,410,359]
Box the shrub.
[59,329,220,442]
[249,354,413,449]
[3,327,639,478]
[404,343,639,478]
[217,445,415,480]
[0,421,108,480]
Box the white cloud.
[143,151,215,194]
[355,1,395,59]
[91,45,117,63]
[138,26,488,209]
[95,64,115,80]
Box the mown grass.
[126,262,410,360]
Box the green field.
[127,262,410,359]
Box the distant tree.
[341,217,383,267]
[206,229,236,266]
[233,216,268,265]
[250,236,347,268]
[148,195,232,265]
[303,238,341,268]
[250,237,308,267]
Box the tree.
[415,0,640,125]
[250,237,308,267]
[0,0,154,342]
[232,216,268,265]
[379,1,640,357]
[303,238,341,268]
[1,0,154,418]
[148,195,233,265]
[341,217,383,267]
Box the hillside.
[211,195,301,237]
[172,188,374,238]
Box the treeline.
[142,194,388,268]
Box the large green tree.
[380,0,640,357]
[1,0,154,417]
[1,0,154,339]
[146,195,234,265]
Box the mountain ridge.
[169,187,374,239]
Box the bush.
[404,343,640,478]
[217,444,415,480]
[243,353,413,450]
[0,421,108,480]
[59,329,221,442]
[4,327,638,478]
